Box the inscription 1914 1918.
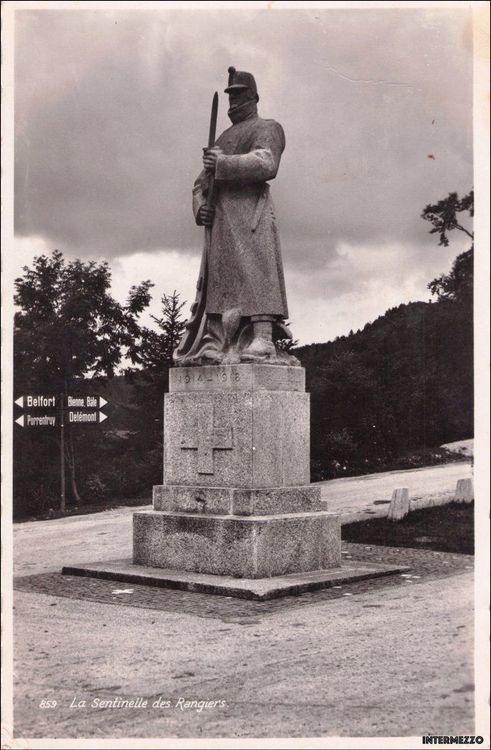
[169,363,305,393]
[176,368,241,385]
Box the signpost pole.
[14,393,109,514]
[60,393,66,514]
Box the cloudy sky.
[12,3,473,345]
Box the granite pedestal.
[64,364,409,598]
[133,364,341,578]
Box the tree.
[428,249,473,304]
[307,350,395,478]
[14,250,153,509]
[421,190,474,248]
[136,291,187,371]
[122,291,188,485]
[422,190,474,304]
[275,320,299,354]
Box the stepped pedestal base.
[152,484,327,515]
[63,558,410,601]
[133,508,341,579]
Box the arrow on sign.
[15,415,25,427]
[15,396,24,408]
[99,397,108,408]
[99,412,108,423]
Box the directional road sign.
[67,410,107,423]
[66,396,108,408]
[15,395,57,408]
[15,414,57,427]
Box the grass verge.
[342,502,474,555]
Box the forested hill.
[296,298,473,479]
[13,192,473,516]
[12,295,473,518]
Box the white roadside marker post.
[455,478,473,504]
[388,487,410,521]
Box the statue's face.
[228,88,252,110]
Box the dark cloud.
[13,7,473,342]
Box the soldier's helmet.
[224,66,259,102]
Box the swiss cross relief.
[180,404,233,474]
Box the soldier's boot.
[242,319,276,357]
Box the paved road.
[13,460,473,577]
[14,506,135,577]
[12,570,474,739]
[320,461,472,520]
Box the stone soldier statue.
[174,67,297,366]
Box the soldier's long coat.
[192,114,289,319]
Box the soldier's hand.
[197,205,215,227]
[203,146,223,172]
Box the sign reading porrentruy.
[180,404,233,474]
